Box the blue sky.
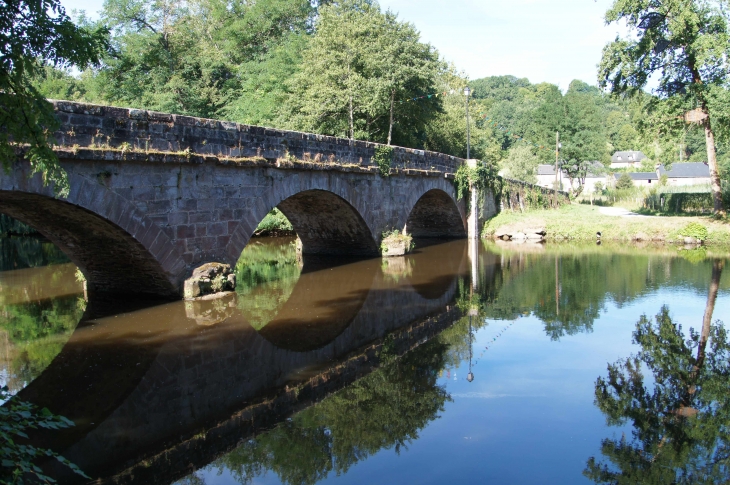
[60,0,627,89]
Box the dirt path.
[598,207,650,217]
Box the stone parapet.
[50,100,464,175]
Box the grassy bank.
[482,204,730,246]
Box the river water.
[1,235,729,484]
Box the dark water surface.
[1,236,729,484]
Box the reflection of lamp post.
[467,308,477,383]
[464,86,471,160]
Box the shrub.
[615,173,634,190]
[374,145,394,177]
[679,222,709,241]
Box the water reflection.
[2,234,730,484]
[205,337,451,485]
[586,260,728,483]
[0,254,84,392]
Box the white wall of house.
[667,177,712,186]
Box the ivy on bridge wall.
[499,178,570,212]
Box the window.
[648,180,651,184]
[617,156,622,160]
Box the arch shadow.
[278,190,379,256]
[0,191,178,299]
[406,189,467,239]
[255,256,378,352]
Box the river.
[1,235,729,484]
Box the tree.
[371,12,442,147]
[585,262,728,484]
[0,0,108,196]
[287,0,441,144]
[598,0,730,214]
[501,144,538,183]
[615,172,634,190]
[90,0,313,119]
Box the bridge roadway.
[0,101,496,299]
[12,241,506,484]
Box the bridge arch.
[0,176,182,299]
[404,184,467,239]
[225,177,380,262]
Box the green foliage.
[0,237,68,272]
[593,181,604,194]
[379,229,413,254]
[453,159,501,211]
[285,0,443,144]
[501,145,538,183]
[235,238,301,330]
[0,0,109,197]
[656,182,730,213]
[254,208,294,235]
[0,215,37,237]
[679,222,709,241]
[373,145,394,177]
[615,173,634,190]
[585,304,730,484]
[0,387,87,484]
[598,0,729,212]
[210,335,450,485]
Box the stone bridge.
[0,101,492,299]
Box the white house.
[613,172,658,188]
[657,162,711,186]
[610,151,647,169]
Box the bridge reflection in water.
[13,239,498,484]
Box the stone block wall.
[51,100,464,174]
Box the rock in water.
[184,262,236,300]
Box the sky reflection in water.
[182,246,730,485]
[1,236,729,485]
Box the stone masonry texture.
[0,101,470,298]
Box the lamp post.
[467,308,477,383]
[464,86,471,160]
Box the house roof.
[537,164,556,176]
[614,172,658,181]
[537,162,605,177]
[657,162,710,178]
[611,151,647,163]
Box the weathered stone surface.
[512,232,527,241]
[381,234,413,257]
[184,293,237,325]
[183,262,235,299]
[1,101,482,298]
[526,233,544,240]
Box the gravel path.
[598,207,650,217]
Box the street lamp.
[464,86,471,160]
[467,307,477,383]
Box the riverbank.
[482,204,730,246]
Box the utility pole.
[465,86,471,160]
[554,131,560,199]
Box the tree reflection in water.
[586,261,729,484]
[205,337,451,485]
[234,237,302,330]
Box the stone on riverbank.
[493,223,546,242]
[184,262,236,300]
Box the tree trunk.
[689,56,724,215]
[696,259,724,369]
[387,89,395,146]
[348,95,354,141]
[702,111,724,214]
